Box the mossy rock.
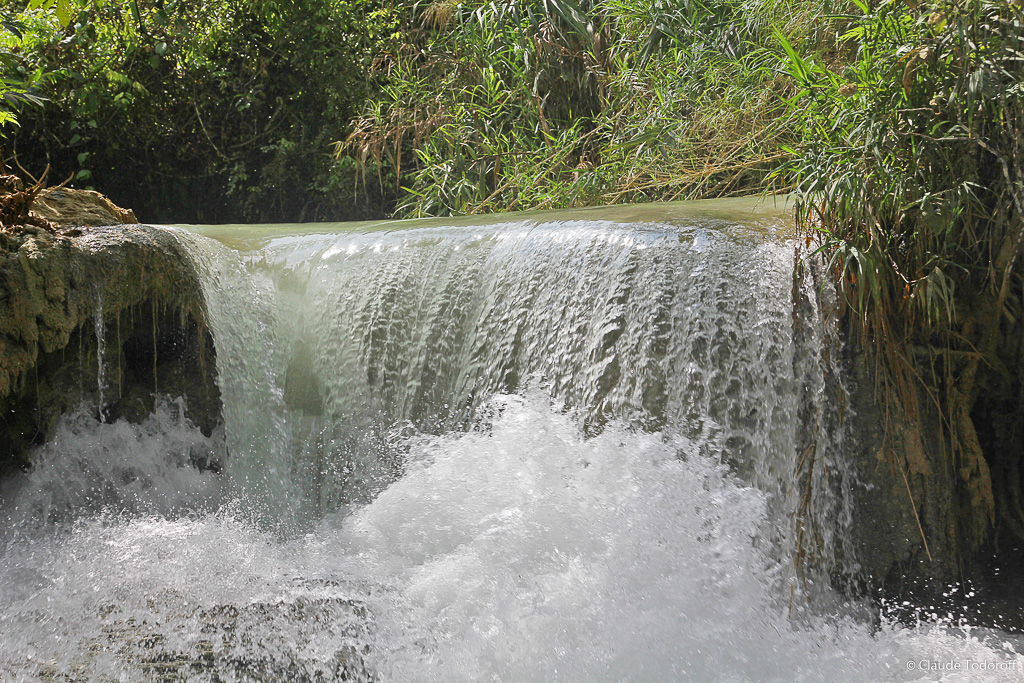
[0,225,222,474]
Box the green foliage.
[1,0,387,222]
[0,5,52,129]
[780,0,1024,546]
[0,0,834,221]
[343,0,827,217]
[782,0,1023,356]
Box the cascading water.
[1,200,1021,681]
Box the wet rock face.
[0,225,222,475]
[843,349,953,587]
[845,344,1024,625]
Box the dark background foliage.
[3,0,389,223]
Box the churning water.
[1,200,1021,681]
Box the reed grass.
[780,0,1024,555]
[339,0,832,217]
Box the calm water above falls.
[1,200,1021,681]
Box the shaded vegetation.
[785,0,1023,559]
[1,0,386,222]
[0,0,840,221]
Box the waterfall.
[1,201,1021,681]
[174,212,848,550]
[94,293,106,417]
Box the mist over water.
[1,203,1022,681]
[0,401,225,529]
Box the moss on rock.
[0,224,221,474]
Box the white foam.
[1,400,225,528]
[3,397,1019,682]
[327,396,1023,681]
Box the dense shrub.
[343,0,828,217]
[781,0,1024,553]
[2,0,386,223]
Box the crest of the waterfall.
[170,211,856,583]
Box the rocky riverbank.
[0,190,222,475]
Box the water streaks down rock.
[0,224,222,474]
